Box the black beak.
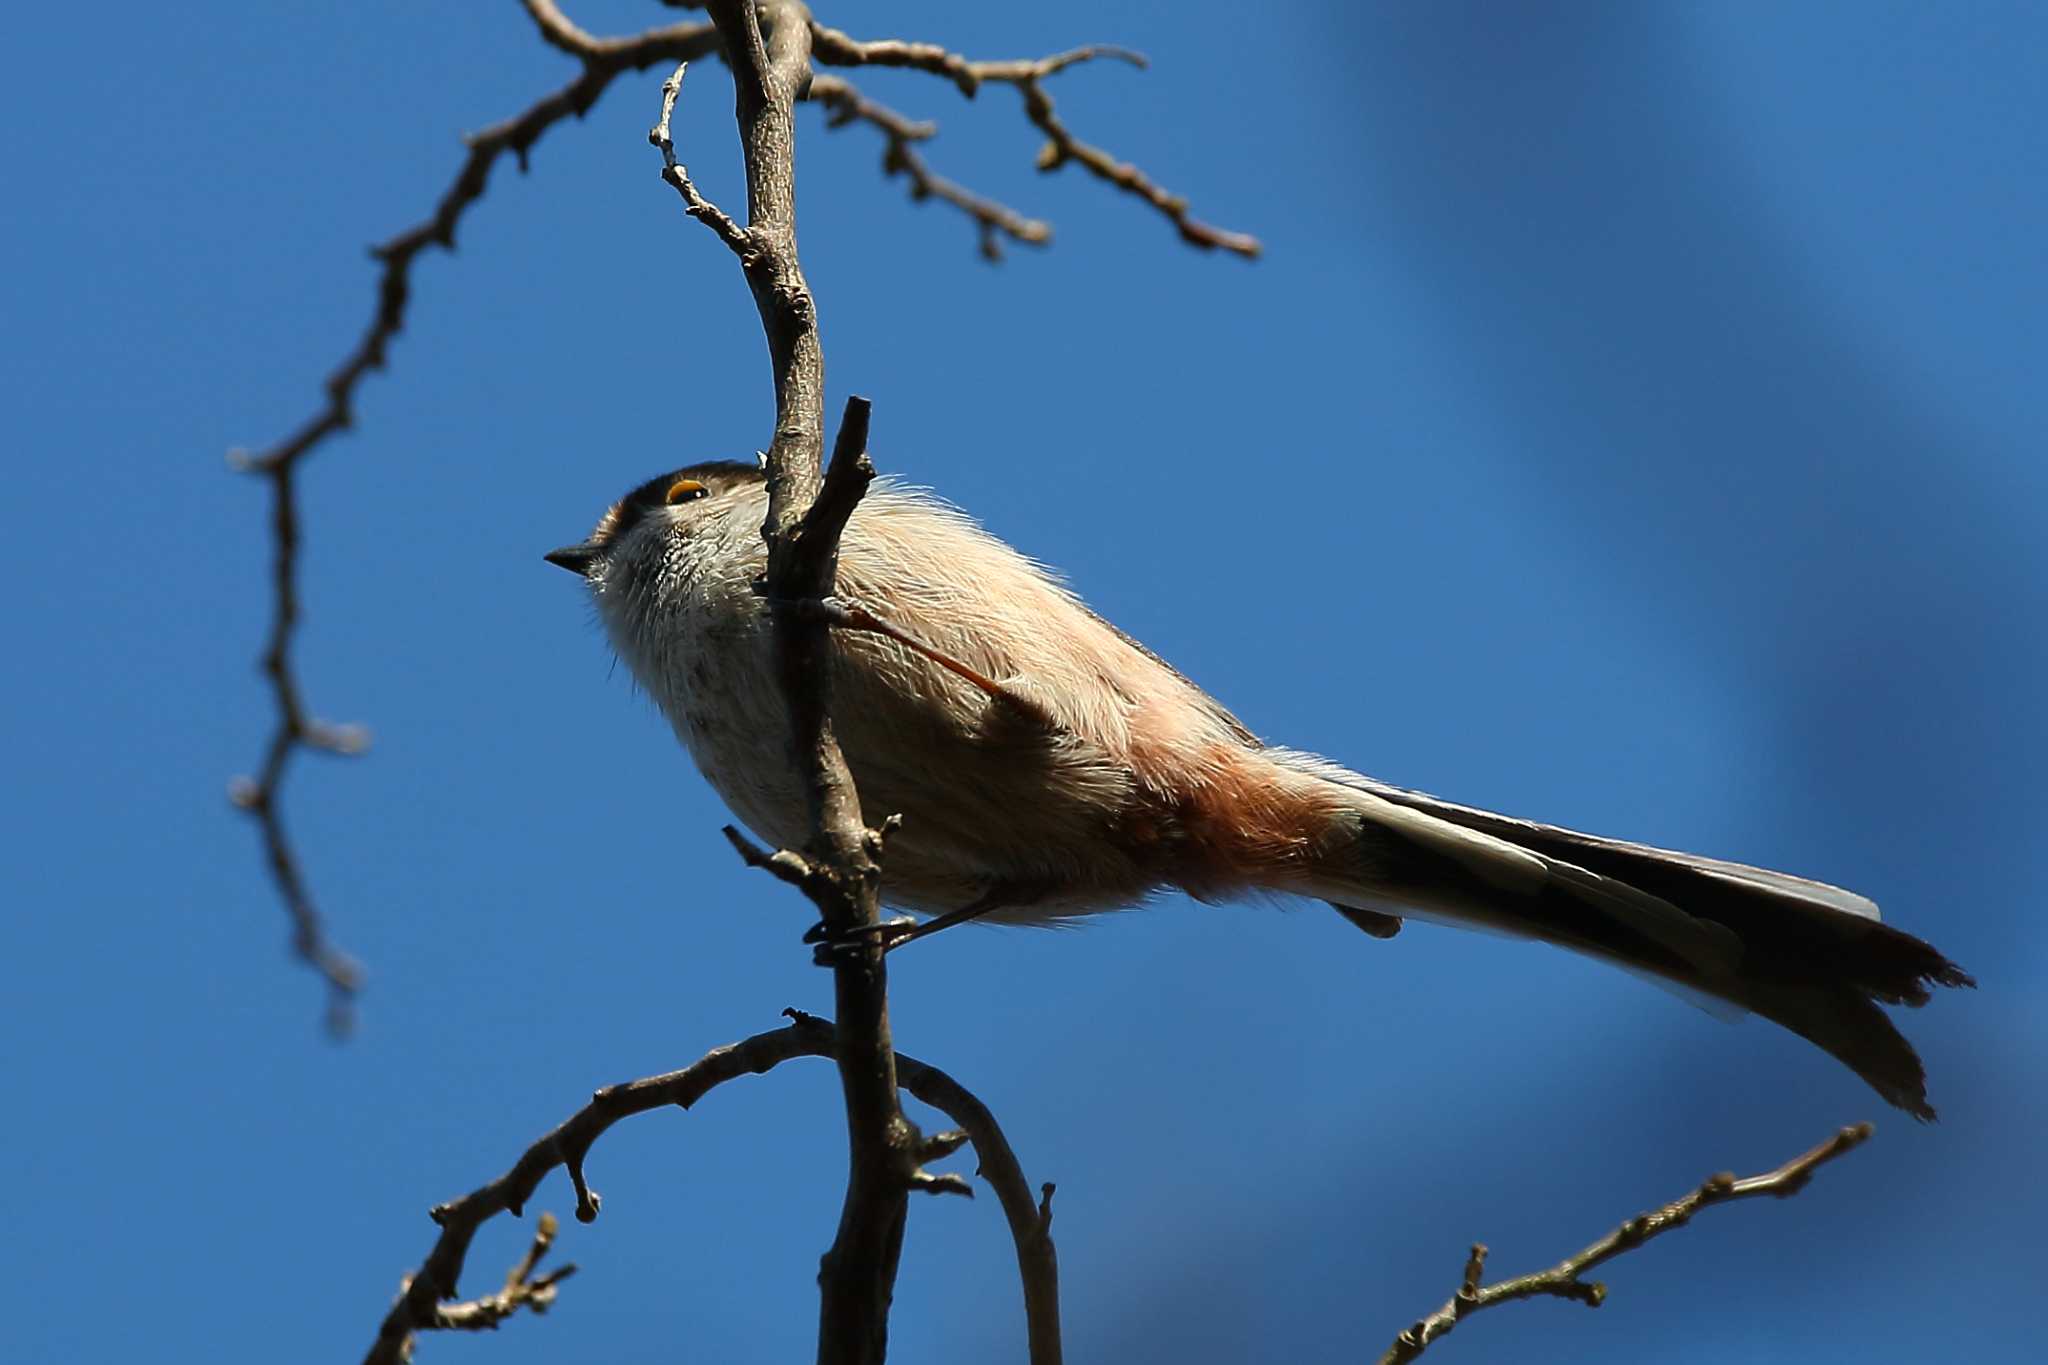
[544,542,602,576]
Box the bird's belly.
[667,635,1154,918]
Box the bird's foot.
[804,915,920,966]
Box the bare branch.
[890,1032,1063,1364]
[230,3,720,1028]
[239,2,1259,1024]
[677,5,926,1360]
[809,24,1260,256]
[649,62,752,254]
[363,1014,1060,1365]
[807,26,985,96]
[222,465,367,1035]
[362,1021,817,1364]
[807,74,1050,261]
[721,822,836,899]
[1379,1123,1876,1364]
[793,393,877,582]
[418,1211,577,1335]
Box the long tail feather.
[1271,751,1974,1119]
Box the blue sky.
[5,2,2043,1361]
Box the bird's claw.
[806,915,920,966]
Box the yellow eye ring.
[665,478,708,505]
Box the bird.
[547,459,1972,1118]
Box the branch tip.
[806,74,1053,260]
[1376,1124,1877,1363]
[912,1170,976,1198]
[920,1129,971,1162]
[810,27,1254,256]
[242,4,721,1034]
[649,58,751,254]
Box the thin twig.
[419,1211,577,1334]
[231,2,720,1030]
[809,24,1260,256]
[363,1014,1059,1365]
[806,74,1050,261]
[1379,1123,1876,1364]
[649,62,752,254]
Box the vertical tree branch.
[686,4,929,1360]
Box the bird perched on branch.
[548,460,1972,1118]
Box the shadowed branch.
[363,1013,1060,1365]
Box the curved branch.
[363,1013,1061,1365]
[230,2,720,1030]
[807,74,1051,261]
[650,62,753,253]
[809,24,1260,256]
[892,1041,1062,1363]
[1380,1123,1875,1364]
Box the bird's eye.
[665,478,708,505]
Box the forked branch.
[810,23,1261,256]
[363,1013,1060,1365]
[808,74,1051,261]
[419,1212,576,1335]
